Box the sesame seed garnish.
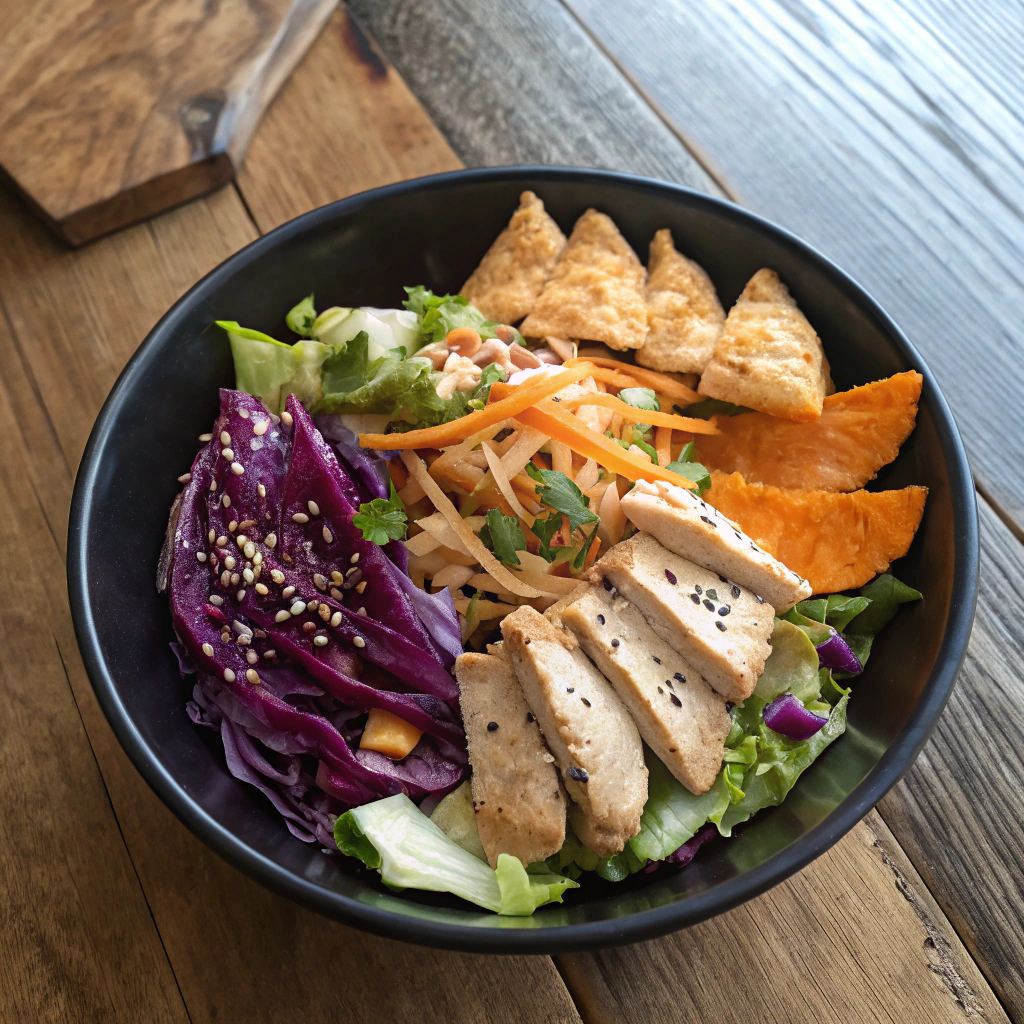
[732,585,741,599]
[270,569,285,584]
[231,462,244,476]
[307,599,319,611]
[236,634,250,647]
[199,433,213,442]
[255,583,269,595]
[653,656,661,664]
[290,601,306,615]
[597,614,605,625]
[282,585,295,599]
[665,569,677,585]
[704,599,715,611]
[313,574,327,591]
[567,767,589,783]
[236,534,248,546]
[223,669,235,682]
[228,521,237,532]
[695,585,702,594]
[670,693,682,707]
[253,419,268,436]
[674,673,686,683]
[252,552,263,566]
[209,530,217,544]
[239,409,249,419]
[245,669,260,684]
[303,621,316,632]
[318,603,330,621]
[330,611,342,627]
[220,570,231,587]
[350,552,360,564]
[245,650,257,665]
[216,536,228,548]
[265,532,277,549]
[258,484,266,498]
[352,635,365,648]
[292,512,309,524]
[611,638,620,648]
[196,551,207,562]
[330,587,343,600]
[526,712,535,723]
[202,642,214,656]
[322,526,333,544]
[243,542,256,559]
[274,610,291,623]
[224,555,237,570]
[221,447,234,460]
[329,571,343,584]
[208,595,224,606]
[716,621,727,631]
[356,607,367,616]
[581,697,591,707]
[235,588,245,600]
[263,650,276,659]
[707,589,718,601]
[755,594,765,604]
[209,480,217,491]
[230,573,240,586]
[719,606,730,616]
[177,472,191,484]
[313,635,329,646]
[307,500,320,516]
[243,568,255,584]
[355,581,367,594]
[220,431,231,446]
[345,566,359,578]
[658,686,664,694]
[280,410,293,426]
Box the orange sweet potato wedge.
[704,471,927,594]
[694,371,923,491]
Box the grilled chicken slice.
[501,606,647,857]
[455,650,566,868]
[621,479,812,611]
[587,532,774,702]
[562,584,730,795]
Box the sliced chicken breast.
[562,585,730,795]
[500,605,647,857]
[455,650,566,868]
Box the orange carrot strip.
[565,358,700,403]
[558,393,719,435]
[655,425,673,467]
[359,366,589,449]
[514,402,696,488]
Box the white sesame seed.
[222,494,231,507]
[223,669,236,682]
[253,551,263,566]
[209,479,217,491]
[239,409,250,419]
[236,634,250,646]
[345,566,358,578]
[313,573,327,591]
[258,483,267,498]
[231,462,244,476]
[330,587,343,600]
[178,472,191,484]
[292,512,309,524]
[265,532,277,549]
[255,583,269,595]
[230,573,240,586]
[243,542,256,559]
[220,431,231,446]
[270,569,285,584]
[350,552,360,564]
[263,649,276,659]
[199,433,213,443]
[216,535,228,547]
[357,607,367,616]
[242,568,254,584]
[209,529,217,544]
[232,619,251,636]
[355,581,367,594]
[331,571,344,584]
[253,419,269,436]
[202,642,214,657]
[319,604,331,621]
[208,595,224,606]
[330,611,342,627]
[221,447,234,460]
[275,610,291,623]
[236,534,248,546]
[281,410,293,426]
[228,521,237,532]
[282,585,295,599]
[307,500,320,516]
[223,555,236,570]
[313,635,329,647]
[352,636,365,648]
[246,650,258,665]
[196,551,207,562]
[308,599,319,611]
[322,526,333,543]
[237,588,246,601]
[220,570,231,587]
[245,669,260,685]
[290,601,306,615]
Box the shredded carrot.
[388,461,409,490]
[513,401,696,488]
[558,393,719,435]
[655,426,673,468]
[573,366,643,391]
[565,358,701,404]
[583,535,602,571]
[360,367,589,449]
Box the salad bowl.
[67,167,978,952]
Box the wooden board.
[560,0,1024,539]
[0,0,337,245]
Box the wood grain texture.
[561,0,1024,538]
[347,0,720,193]
[558,812,1008,1024]
[0,0,337,244]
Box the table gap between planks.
[0,3,1015,1023]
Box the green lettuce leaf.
[403,286,522,347]
[286,294,317,337]
[429,780,487,861]
[846,574,923,636]
[336,793,576,915]
[754,618,821,702]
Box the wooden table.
[2,3,1022,1020]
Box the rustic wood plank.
[0,317,188,1023]
[558,811,1008,1024]
[560,0,1024,537]
[0,0,337,244]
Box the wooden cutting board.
[0,0,337,245]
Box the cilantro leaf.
[402,286,523,347]
[631,438,659,464]
[478,509,525,567]
[572,524,600,571]
[618,387,660,412]
[285,294,317,338]
[678,440,696,462]
[352,481,408,546]
[675,398,751,419]
[666,460,711,494]
[525,464,599,532]
[530,512,563,562]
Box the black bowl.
[68,167,978,953]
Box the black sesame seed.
[719,606,730,616]
[658,685,665,695]
[674,672,686,684]
[665,678,674,689]
[665,569,677,585]
[670,694,682,707]
[551,396,561,402]
[611,638,620,648]
[707,589,718,601]
[716,621,727,631]
[718,575,728,583]
[734,530,742,539]
[755,594,765,604]
[703,599,715,611]
[566,687,575,693]
[487,721,499,731]
[652,656,661,664]
[597,614,605,625]
[695,585,702,594]
[568,767,589,783]
[581,697,591,707]
[750,542,758,551]
[526,712,535,723]
[668,747,677,753]
[700,515,716,528]
[524,638,531,645]
[732,585,741,599]
[690,593,700,604]
[603,577,613,591]
[725,702,735,712]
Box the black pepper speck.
[487,721,499,732]
[665,678,674,689]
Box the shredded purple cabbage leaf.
[170,390,465,848]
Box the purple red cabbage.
[168,389,465,848]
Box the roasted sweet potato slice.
[694,371,923,491]
[704,471,927,594]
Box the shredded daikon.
[481,444,535,525]
[551,440,572,477]
[574,458,599,494]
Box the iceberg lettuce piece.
[754,618,822,702]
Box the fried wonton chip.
[697,269,832,421]
[704,471,927,594]
[695,371,923,491]
[637,229,724,374]
[520,209,648,350]
[460,191,567,324]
